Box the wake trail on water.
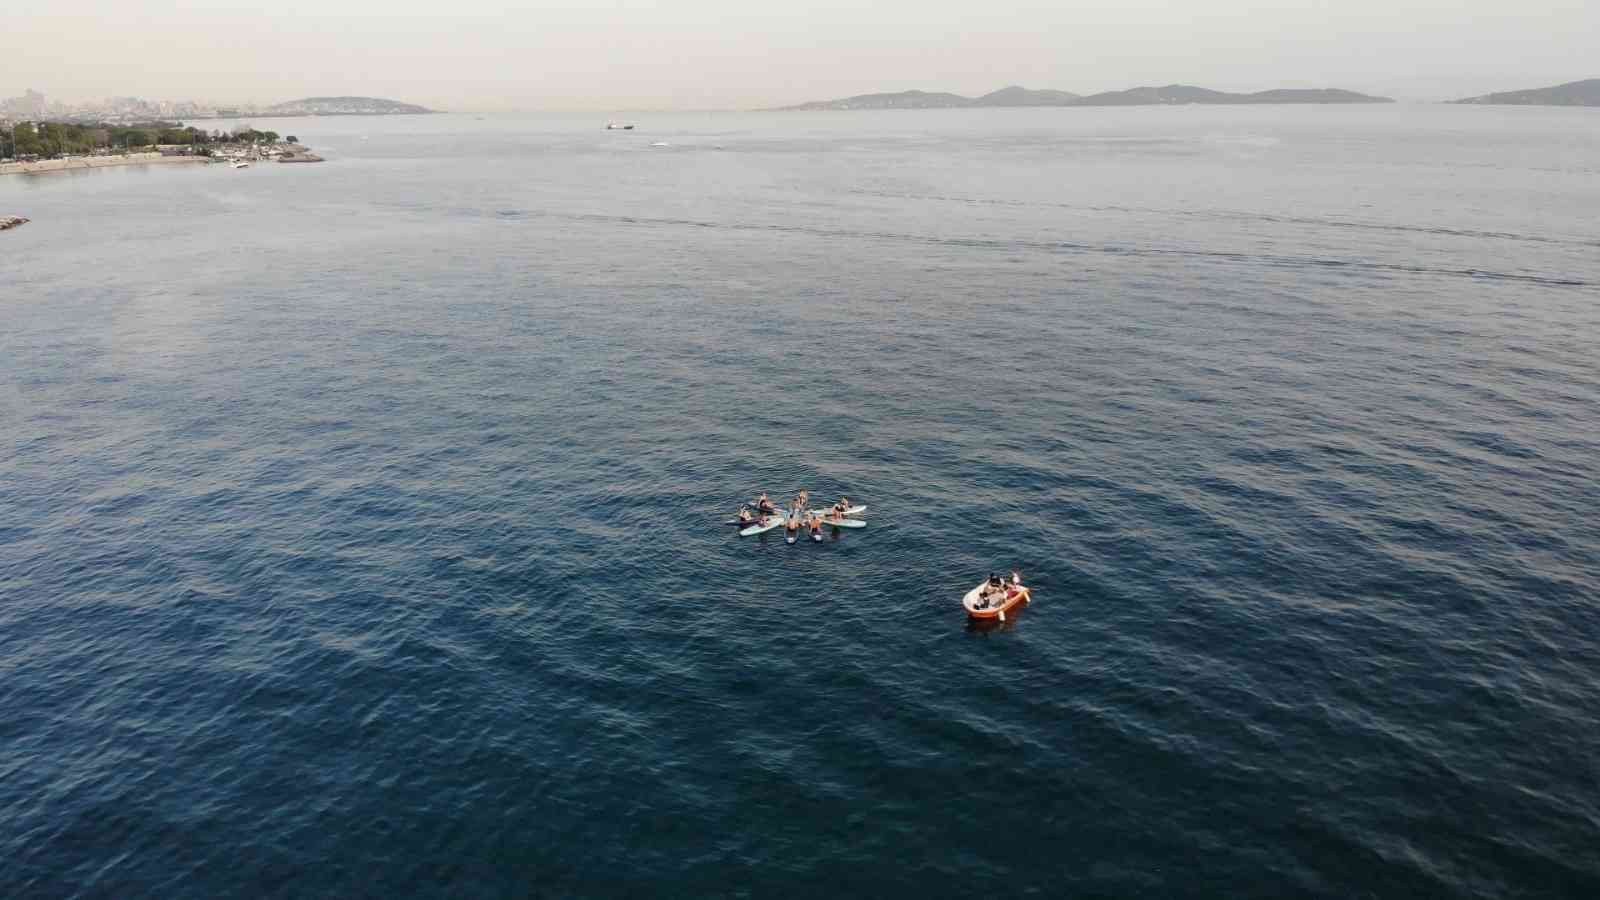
[489,208,1591,288]
[844,189,1600,250]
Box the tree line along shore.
[1,121,324,177]
[1,121,300,161]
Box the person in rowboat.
[978,573,1006,608]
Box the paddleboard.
[739,516,785,536]
[820,505,866,516]
[820,518,865,529]
[786,535,798,545]
[811,531,823,542]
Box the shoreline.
[1,215,28,231]
[0,153,212,177]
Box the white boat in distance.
[230,161,250,169]
[605,122,635,130]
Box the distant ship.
[605,122,635,130]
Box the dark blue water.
[3,107,1599,898]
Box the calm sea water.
[3,107,1598,898]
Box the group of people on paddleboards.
[735,490,857,540]
[731,491,1023,618]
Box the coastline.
[0,153,212,177]
[1,215,28,231]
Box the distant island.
[776,84,1391,111]
[976,86,1083,106]
[262,96,434,116]
[1071,86,1391,106]
[1450,78,1600,107]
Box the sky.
[4,0,1597,110]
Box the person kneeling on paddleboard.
[756,493,776,514]
[737,505,755,526]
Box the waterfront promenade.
[0,152,211,176]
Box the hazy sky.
[5,1,1597,109]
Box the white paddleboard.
[818,518,865,529]
[820,505,866,516]
[739,515,785,536]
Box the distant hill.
[778,90,974,111]
[1450,79,1600,107]
[263,96,434,116]
[1073,85,1392,106]
[973,86,1082,107]
[777,84,1390,111]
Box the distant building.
[1,89,47,118]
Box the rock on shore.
[1,215,29,231]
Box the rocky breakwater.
[1,215,29,231]
[276,143,325,164]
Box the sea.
[2,106,1598,898]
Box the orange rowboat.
[962,582,1032,622]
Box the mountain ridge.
[776,84,1391,111]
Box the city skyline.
[0,90,431,125]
